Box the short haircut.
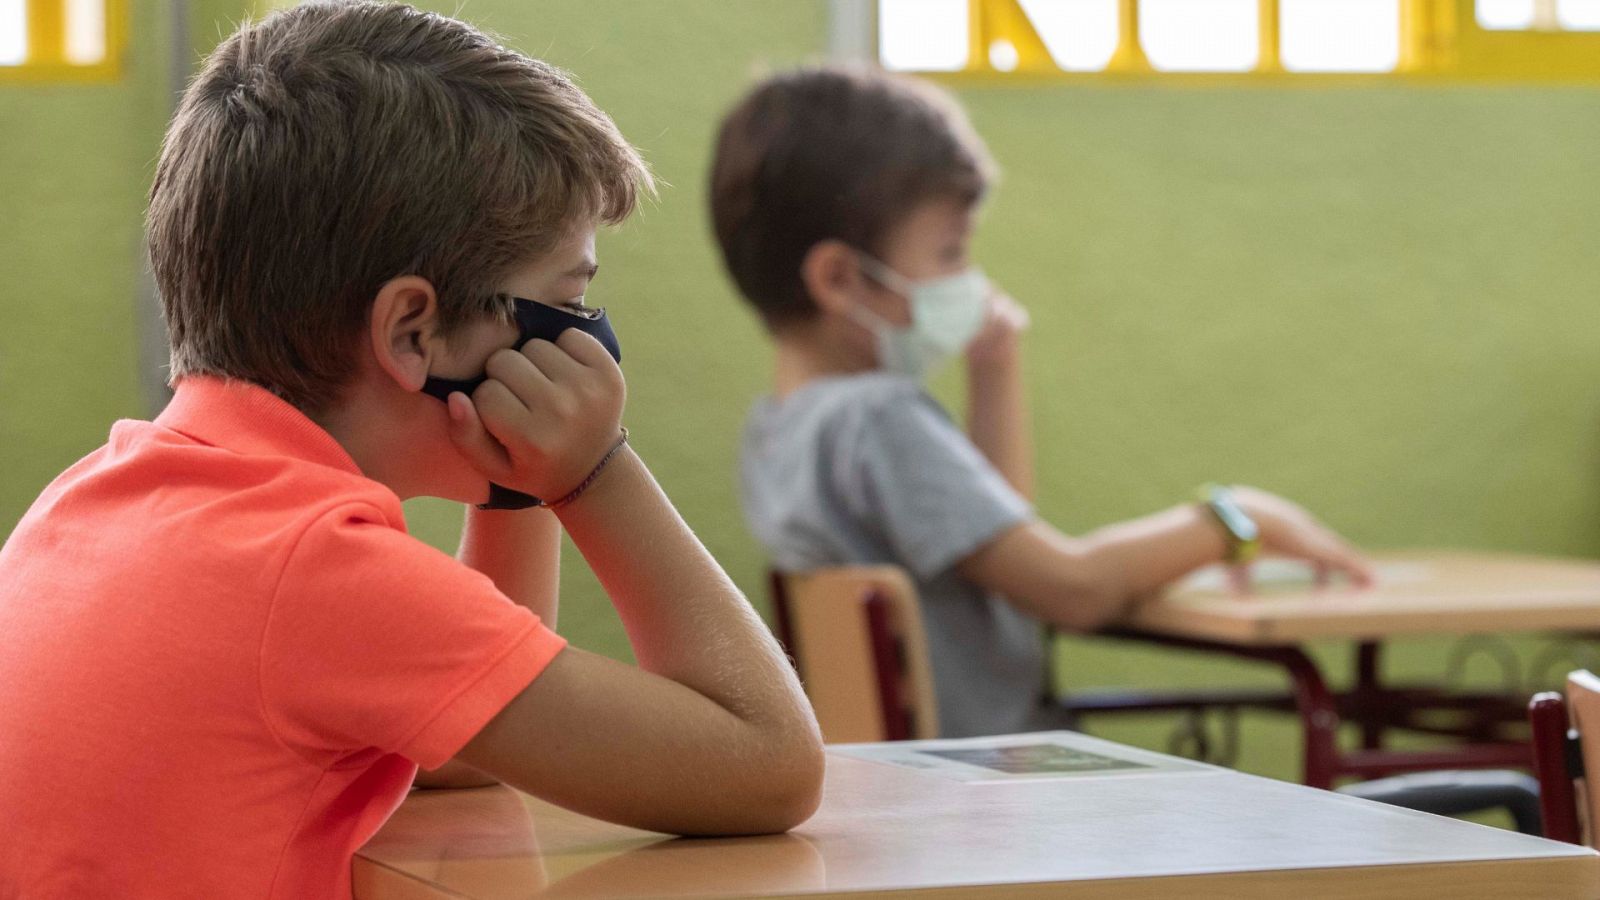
[147,0,651,412]
[708,66,996,331]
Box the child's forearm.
[553,448,817,739]
[1076,504,1230,601]
[967,492,1371,633]
[458,507,562,628]
[961,507,1225,632]
[453,448,823,835]
[966,354,1035,500]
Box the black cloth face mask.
[421,298,622,510]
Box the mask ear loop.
[848,251,917,335]
[842,300,894,333]
[854,251,916,297]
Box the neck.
[304,381,425,499]
[772,320,876,398]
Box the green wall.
[0,1,172,525]
[5,2,1599,796]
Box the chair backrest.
[770,566,939,743]
[1529,669,1600,845]
[1569,670,1600,846]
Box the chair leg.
[1529,691,1583,844]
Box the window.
[1280,0,1400,73]
[1018,0,1119,72]
[0,0,124,81]
[1558,0,1600,29]
[1478,0,1600,30]
[872,0,1600,81]
[63,0,105,64]
[0,0,25,66]
[878,0,969,72]
[1140,0,1258,73]
[1477,0,1537,28]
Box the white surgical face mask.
[848,253,988,380]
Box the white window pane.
[64,0,105,64]
[1281,0,1399,72]
[879,0,968,71]
[1558,0,1600,29]
[1477,0,1536,29]
[1019,0,1119,72]
[0,0,24,66]
[1140,0,1258,72]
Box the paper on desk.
[1180,559,1432,595]
[832,731,1211,783]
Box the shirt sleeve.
[843,391,1033,581]
[258,503,566,769]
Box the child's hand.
[965,290,1030,372]
[1234,487,1377,590]
[445,329,626,502]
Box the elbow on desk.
[745,764,826,835]
[734,726,826,835]
[645,741,826,837]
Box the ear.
[799,239,868,318]
[368,275,440,392]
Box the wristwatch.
[1198,484,1261,565]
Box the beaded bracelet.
[547,427,630,511]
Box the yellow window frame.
[1,0,128,83]
[910,0,1600,83]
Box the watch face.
[1209,483,1260,560]
[1218,501,1260,543]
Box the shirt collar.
[156,376,364,477]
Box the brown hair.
[147,0,652,412]
[708,66,995,331]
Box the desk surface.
[355,731,1599,900]
[1128,550,1600,645]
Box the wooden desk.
[1129,551,1600,644]
[355,732,1600,899]
[1062,551,1600,787]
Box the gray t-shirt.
[740,372,1049,737]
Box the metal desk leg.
[1356,641,1385,751]
[1089,629,1346,787]
[1279,647,1342,789]
[1082,629,1534,787]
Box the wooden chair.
[1529,669,1600,845]
[769,566,939,743]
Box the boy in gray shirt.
[711,67,1373,738]
[743,373,1046,736]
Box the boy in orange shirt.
[711,67,1373,738]
[0,3,822,897]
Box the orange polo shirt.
[0,377,566,899]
